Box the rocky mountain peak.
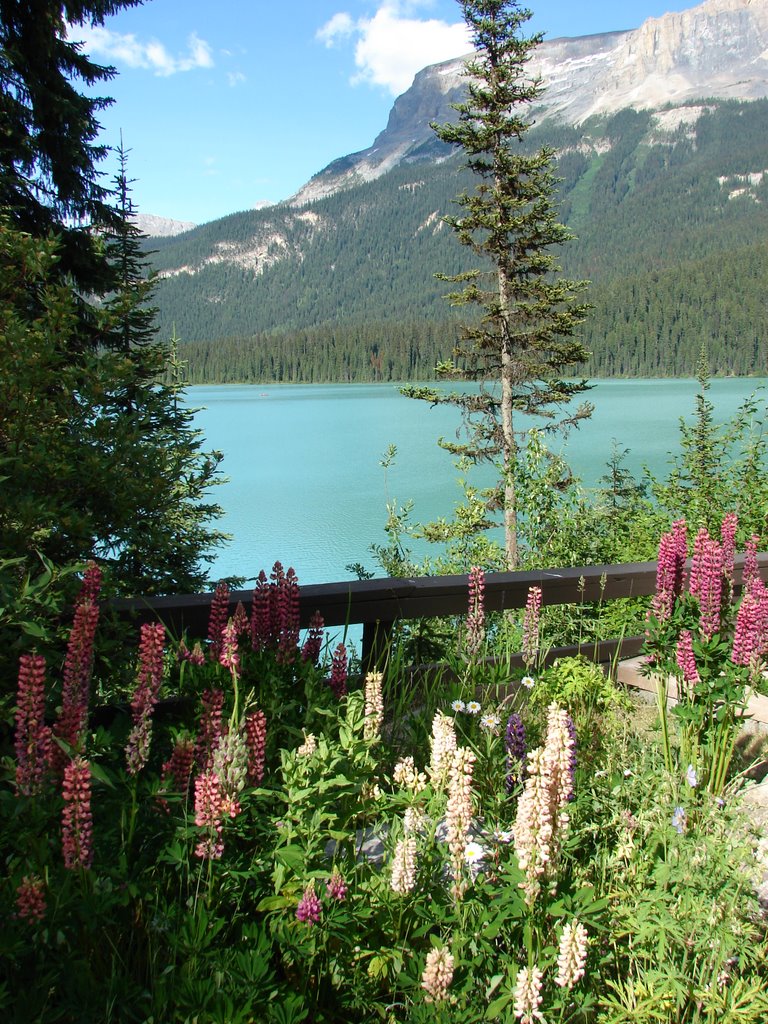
[289,0,768,206]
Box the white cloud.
[71,25,214,76]
[316,12,354,47]
[318,2,471,95]
[227,71,247,87]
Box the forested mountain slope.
[150,99,768,381]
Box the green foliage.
[3,562,767,1022]
[0,222,227,594]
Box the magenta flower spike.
[125,623,166,775]
[245,709,267,784]
[14,653,52,796]
[207,580,230,661]
[328,643,348,698]
[61,757,93,869]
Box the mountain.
[290,0,768,205]
[147,0,768,382]
[134,213,196,237]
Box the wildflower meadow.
[2,526,768,1023]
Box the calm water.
[190,378,768,586]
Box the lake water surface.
[190,378,767,586]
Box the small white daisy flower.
[466,700,482,715]
[480,713,501,732]
[521,675,535,689]
[450,699,466,713]
[464,841,486,865]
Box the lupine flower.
[178,639,205,666]
[276,565,301,665]
[689,528,723,640]
[720,512,738,585]
[14,875,46,924]
[545,703,576,812]
[231,601,249,639]
[244,709,267,784]
[207,580,230,661]
[196,689,225,770]
[301,609,324,664]
[505,712,527,793]
[326,870,347,901]
[676,629,700,688]
[160,736,195,797]
[651,519,688,624]
[513,703,575,904]
[328,643,348,698]
[364,670,384,741]
[14,653,52,796]
[513,965,545,1024]
[250,570,271,651]
[421,946,454,1003]
[126,623,166,775]
[62,757,93,869]
[79,562,103,605]
[393,756,427,795]
[403,806,425,835]
[297,731,318,757]
[556,919,589,989]
[212,727,249,816]
[446,746,476,899]
[466,565,486,656]
[390,835,418,894]
[732,577,768,667]
[742,534,761,593]
[522,586,543,668]
[219,619,240,676]
[429,712,457,787]
[194,770,225,859]
[672,806,687,834]
[53,596,99,767]
[514,748,553,904]
[296,882,322,924]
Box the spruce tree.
[402,0,592,568]
[0,2,227,594]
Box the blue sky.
[71,0,700,225]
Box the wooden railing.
[110,554,768,670]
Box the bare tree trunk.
[498,264,518,570]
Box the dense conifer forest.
[150,100,768,382]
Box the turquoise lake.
[190,378,768,587]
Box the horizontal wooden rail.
[108,554,768,669]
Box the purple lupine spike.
[651,519,688,623]
[301,610,325,664]
[689,529,723,640]
[250,570,271,652]
[207,581,230,661]
[505,712,526,793]
[328,643,348,698]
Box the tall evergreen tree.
[0,2,227,595]
[402,0,592,568]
